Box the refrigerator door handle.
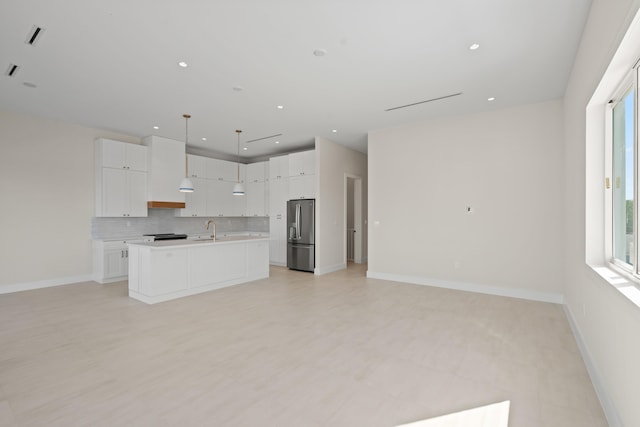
[295,203,301,240]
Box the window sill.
[588,264,640,308]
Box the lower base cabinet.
[128,239,269,304]
[93,239,144,284]
[189,244,246,288]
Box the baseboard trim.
[366,271,564,304]
[563,305,623,427]
[0,274,95,295]
[315,263,347,275]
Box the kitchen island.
[127,236,269,304]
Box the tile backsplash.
[91,208,269,240]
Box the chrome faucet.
[205,219,216,240]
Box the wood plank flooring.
[0,264,607,426]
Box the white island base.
[128,237,269,304]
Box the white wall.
[315,137,368,274]
[368,100,565,302]
[0,110,139,291]
[564,1,640,426]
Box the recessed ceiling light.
[202,137,207,141]
[153,126,159,130]
[243,147,248,151]
[332,129,337,133]
[313,49,327,57]
[275,140,280,144]
[488,97,496,101]
[277,105,284,110]
[469,43,480,50]
[177,61,188,68]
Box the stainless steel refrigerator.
[287,199,315,272]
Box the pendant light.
[232,129,245,196]
[179,114,194,193]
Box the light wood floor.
[0,264,607,426]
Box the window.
[608,68,638,274]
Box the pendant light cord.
[236,130,241,182]
[184,114,191,176]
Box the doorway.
[344,174,363,265]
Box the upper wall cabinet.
[246,162,267,183]
[186,154,207,179]
[269,155,289,180]
[174,155,249,217]
[99,138,147,172]
[208,158,238,182]
[95,139,148,217]
[288,150,315,176]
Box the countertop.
[127,235,269,248]
[94,232,268,243]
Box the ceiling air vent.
[5,64,19,77]
[25,25,44,46]
[385,92,463,111]
[246,133,283,143]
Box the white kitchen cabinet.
[231,184,247,216]
[208,158,237,182]
[269,155,289,180]
[176,177,207,217]
[93,239,144,284]
[288,150,315,176]
[189,244,246,288]
[207,182,247,217]
[246,181,266,216]
[289,174,315,200]
[269,175,289,265]
[99,139,147,172]
[128,238,269,304]
[99,168,148,217]
[207,180,234,216]
[246,162,267,183]
[143,248,189,296]
[286,150,315,200]
[186,154,207,179]
[96,139,148,217]
[245,161,268,216]
[247,240,270,278]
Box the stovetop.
[143,233,188,241]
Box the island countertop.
[127,235,268,249]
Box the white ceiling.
[0,0,592,161]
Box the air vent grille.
[5,64,19,77]
[385,92,463,111]
[246,133,283,143]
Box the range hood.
[147,201,185,209]
[143,135,187,209]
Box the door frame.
[344,173,363,264]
